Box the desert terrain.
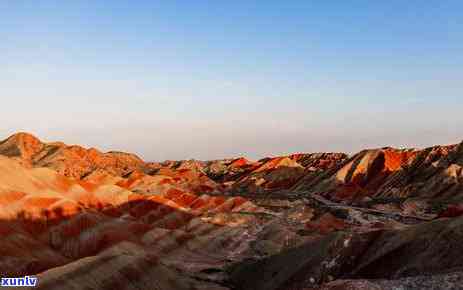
[1,132,463,289]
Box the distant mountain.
[0,132,145,178]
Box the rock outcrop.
[231,153,348,195]
[0,133,145,179]
[292,148,419,201]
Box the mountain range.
[1,132,463,290]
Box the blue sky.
[1,1,462,160]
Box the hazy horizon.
[2,1,462,161]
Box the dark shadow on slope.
[0,194,236,278]
[227,215,463,290]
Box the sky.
[1,1,462,161]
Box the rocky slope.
[292,148,420,201]
[0,133,146,179]
[227,153,348,195]
[229,215,463,290]
[0,133,222,196]
[0,155,271,289]
[1,132,463,290]
[292,143,463,220]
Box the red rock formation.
[0,132,44,166]
[293,148,420,202]
[2,132,463,290]
[305,213,347,235]
[0,155,267,289]
[232,154,347,195]
[0,133,145,179]
[230,157,304,194]
[229,157,251,168]
[289,152,348,169]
